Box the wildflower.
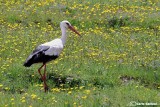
[82,96,87,99]
[22,97,25,99]
[80,86,85,89]
[52,88,60,92]
[31,94,37,99]
[73,102,76,105]
[39,84,43,87]
[0,84,3,87]
[21,99,25,103]
[68,91,72,94]
[4,87,10,90]
[54,60,58,64]
[11,98,14,101]
[66,10,70,15]
[84,90,91,94]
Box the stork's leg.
[38,64,45,80]
[38,63,48,92]
[43,64,48,92]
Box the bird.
[23,20,80,92]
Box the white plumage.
[41,39,63,56]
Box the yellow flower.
[31,94,37,99]
[0,84,3,87]
[68,91,72,94]
[79,86,85,89]
[21,99,25,103]
[84,90,91,94]
[39,84,43,87]
[11,98,14,101]
[22,96,25,99]
[52,88,60,92]
[4,87,10,90]
[82,96,87,99]
[38,97,41,100]
[66,10,70,15]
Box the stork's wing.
[24,45,50,67]
[32,45,50,54]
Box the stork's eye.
[66,23,70,26]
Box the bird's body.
[23,20,80,92]
[24,39,63,67]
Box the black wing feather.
[23,45,50,67]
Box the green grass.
[0,0,160,106]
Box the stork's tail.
[23,56,34,67]
[23,54,34,67]
[23,61,33,67]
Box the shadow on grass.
[2,70,115,94]
[119,75,160,90]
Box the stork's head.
[60,20,81,36]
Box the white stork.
[23,20,80,92]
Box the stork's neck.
[60,27,67,45]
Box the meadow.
[0,0,160,106]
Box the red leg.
[38,64,45,80]
[43,64,48,92]
[38,63,48,92]
[43,64,47,80]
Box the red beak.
[68,25,81,36]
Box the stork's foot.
[44,86,49,92]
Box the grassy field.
[0,0,160,106]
